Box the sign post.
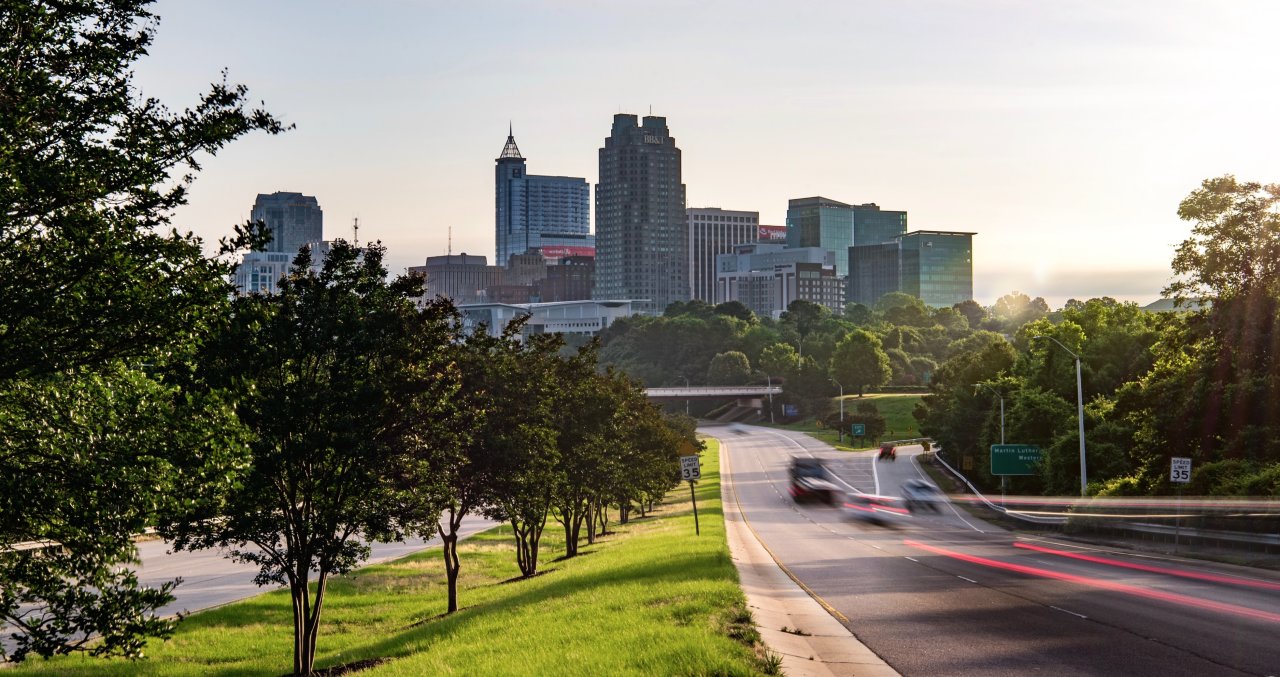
[1170,457,1191,551]
[851,423,866,437]
[680,455,702,536]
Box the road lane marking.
[905,556,919,562]
[719,432,851,624]
[1051,606,1088,619]
[957,576,978,583]
[910,450,984,533]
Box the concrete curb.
[718,437,900,677]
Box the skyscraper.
[785,197,906,276]
[594,114,687,313]
[687,207,759,303]
[848,230,975,307]
[494,127,591,267]
[250,192,324,256]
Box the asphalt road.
[716,424,1280,676]
[136,514,497,617]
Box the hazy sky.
[137,0,1280,307]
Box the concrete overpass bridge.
[643,386,781,400]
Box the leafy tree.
[707,351,752,385]
[780,300,830,340]
[758,343,800,380]
[0,0,284,661]
[952,300,987,329]
[714,300,757,323]
[483,334,564,578]
[830,330,891,396]
[875,292,932,327]
[1168,175,1280,302]
[163,242,455,676]
[993,292,1050,330]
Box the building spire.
[499,123,522,160]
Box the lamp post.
[766,374,775,423]
[683,377,690,417]
[1033,335,1087,497]
[831,377,844,443]
[972,383,1004,445]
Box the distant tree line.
[0,3,689,674]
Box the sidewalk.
[719,440,899,677]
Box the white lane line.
[905,556,919,563]
[758,428,867,495]
[911,450,985,534]
[957,576,978,583]
[871,448,881,495]
[1051,606,1088,619]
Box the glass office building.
[848,230,974,308]
[786,197,906,277]
[495,129,591,267]
[250,192,323,256]
[594,114,687,314]
[687,207,760,303]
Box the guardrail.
[928,448,1067,525]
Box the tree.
[482,334,564,578]
[714,300,757,323]
[875,292,932,327]
[830,330,891,396]
[708,351,752,385]
[993,292,1050,330]
[781,300,830,340]
[0,0,284,661]
[163,242,455,676]
[952,300,987,329]
[1168,175,1280,303]
[758,343,800,379]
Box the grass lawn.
[767,393,924,451]
[16,439,771,676]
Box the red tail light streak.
[903,539,1280,624]
[1013,541,1280,591]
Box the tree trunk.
[438,508,465,614]
[597,502,610,536]
[620,501,631,524]
[584,501,596,545]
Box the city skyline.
[135,1,1280,307]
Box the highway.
[716,424,1280,676]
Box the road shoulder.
[717,434,900,677]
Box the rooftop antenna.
[352,216,359,247]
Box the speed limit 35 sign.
[680,455,701,482]
[1170,457,1191,484]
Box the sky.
[136,0,1280,308]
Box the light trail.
[1013,542,1280,591]
[903,539,1280,624]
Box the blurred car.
[789,457,841,505]
[901,479,945,513]
[728,423,748,435]
[877,443,897,461]
[840,493,890,524]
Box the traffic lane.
[137,514,497,616]
[719,428,1265,675]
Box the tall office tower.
[687,207,759,303]
[250,192,324,256]
[848,230,975,307]
[594,114,687,314]
[495,127,591,267]
[785,197,906,276]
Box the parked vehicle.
[878,443,897,461]
[789,457,841,505]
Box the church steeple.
[498,122,522,160]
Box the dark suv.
[789,457,841,505]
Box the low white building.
[457,300,636,338]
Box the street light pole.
[766,374,775,424]
[1033,335,1087,497]
[831,378,844,444]
[972,383,1004,445]
[683,377,690,417]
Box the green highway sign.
[851,423,866,436]
[991,444,1042,476]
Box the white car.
[901,479,946,513]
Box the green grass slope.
[16,440,771,676]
